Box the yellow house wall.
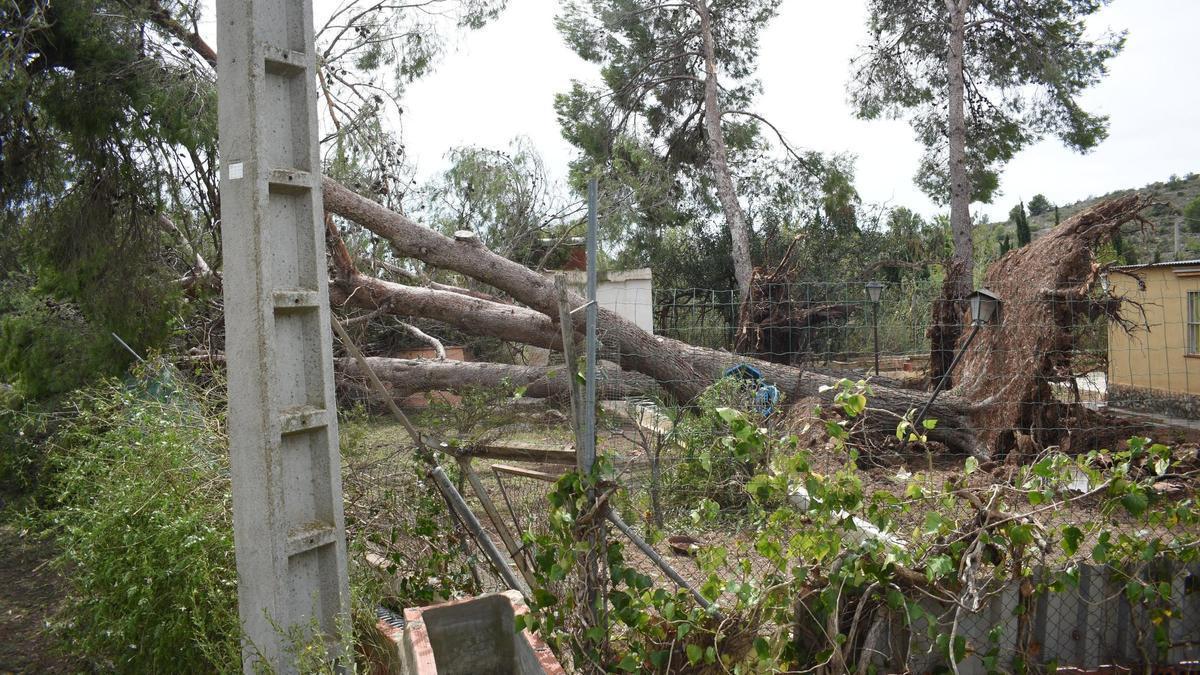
[1107,266,1200,396]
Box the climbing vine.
[520,380,1200,673]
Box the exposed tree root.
[956,194,1152,458]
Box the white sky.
[203,0,1200,223]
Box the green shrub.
[0,284,125,399]
[0,392,57,511]
[663,377,774,515]
[44,365,241,672]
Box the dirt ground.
[0,525,78,674]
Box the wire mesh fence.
[363,270,1200,672]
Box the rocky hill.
[992,172,1200,264]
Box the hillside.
[992,172,1200,264]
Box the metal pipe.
[491,470,538,569]
[429,466,530,599]
[582,178,598,476]
[913,321,982,431]
[555,276,584,448]
[605,510,721,620]
[456,457,537,589]
[872,302,880,376]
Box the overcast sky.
[203,0,1200,223]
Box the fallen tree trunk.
[335,357,658,402]
[323,180,987,457]
[328,275,562,351]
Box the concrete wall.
[903,561,1200,674]
[1108,263,1200,403]
[558,268,654,334]
[523,268,654,367]
[396,591,564,675]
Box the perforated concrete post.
[216,0,351,670]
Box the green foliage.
[0,282,125,399]
[41,366,240,672]
[851,0,1124,204]
[1,0,210,358]
[554,0,862,291]
[664,377,775,514]
[411,138,583,267]
[522,386,1199,672]
[1184,196,1200,234]
[522,459,733,672]
[1011,200,1032,247]
[1028,194,1053,217]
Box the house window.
[1190,291,1200,355]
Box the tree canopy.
[850,0,1125,205]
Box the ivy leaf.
[686,643,703,664]
[926,555,954,582]
[1062,526,1083,555]
[615,653,641,671]
[716,407,742,424]
[1032,458,1054,478]
[754,637,770,660]
[923,511,947,535]
[952,635,967,663]
[1153,457,1169,476]
[964,456,979,475]
[1121,489,1149,517]
[532,588,558,607]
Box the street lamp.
[968,288,1001,327]
[865,281,884,375]
[912,288,1003,434]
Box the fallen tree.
[149,5,984,454]
[321,179,988,457]
[155,21,1144,459]
[734,237,854,364]
[335,357,658,403]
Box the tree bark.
[328,273,564,351]
[695,0,755,310]
[930,0,975,388]
[336,357,657,402]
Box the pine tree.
[556,0,786,304]
[1028,194,1052,216]
[850,0,1124,384]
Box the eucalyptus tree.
[849,0,1124,384]
[316,0,509,210]
[412,138,586,268]
[555,0,785,305]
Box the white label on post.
[229,162,244,180]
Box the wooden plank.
[463,442,577,465]
[490,463,563,483]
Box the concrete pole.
[216,0,351,670]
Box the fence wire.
[379,274,1200,672]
